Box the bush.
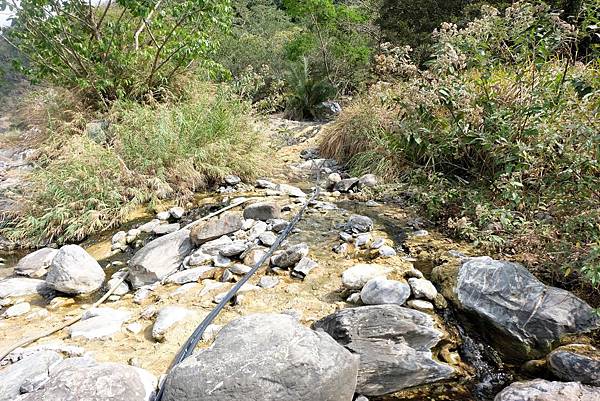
[1,0,231,106]
[321,2,600,290]
[2,83,263,246]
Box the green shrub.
[284,58,335,119]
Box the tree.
[0,0,232,106]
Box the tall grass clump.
[321,2,600,292]
[2,83,263,246]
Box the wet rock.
[342,264,392,290]
[291,257,318,279]
[0,278,49,299]
[434,256,600,360]
[169,206,185,219]
[129,229,192,289]
[361,278,411,305]
[46,245,105,295]
[16,361,156,401]
[2,302,31,318]
[407,299,435,312]
[315,305,454,396]
[152,306,191,342]
[334,178,359,192]
[547,345,600,385]
[0,351,62,401]
[494,379,600,401]
[243,202,281,221]
[276,183,306,197]
[190,212,243,245]
[166,266,216,284]
[258,276,279,289]
[224,175,241,185]
[138,219,161,233]
[258,231,278,247]
[271,243,309,268]
[152,223,180,235]
[69,308,131,340]
[162,313,359,401]
[358,174,377,189]
[408,278,438,301]
[219,241,248,257]
[346,215,373,234]
[14,248,58,278]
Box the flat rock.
[547,345,600,385]
[357,174,377,189]
[152,306,191,342]
[334,178,359,192]
[315,305,453,396]
[129,229,193,289]
[494,379,600,401]
[2,302,31,318]
[291,257,318,279]
[162,313,359,401]
[243,202,281,221]
[271,243,309,268]
[361,278,411,305]
[14,248,58,278]
[45,245,105,295]
[152,223,180,235]
[408,278,438,301]
[342,264,392,290]
[346,215,373,233]
[219,241,248,257]
[258,276,280,289]
[276,183,306,197]
[0,278,49,299]
[166,266,216,284]
[0,351,63,401]
[190,212,243,245]
[69,308,131,340]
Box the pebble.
[152,306,191,342]
[341,264,392,290]
[212,254,232,268]
[221,269,234,282]
[26,309,49,320]
[346,215,373,233]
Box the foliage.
[0,0,232,106]
[284,58,335,119]
[2,83,263,246]
[321,2,600,290]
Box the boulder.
[270,243,309,268]
[547,345,600,385]
[433,257,600,360]
[276,183,306,197]
[408,278,438,301]
[16,361,156,401]
[243,202,281,221]
[346,215,373,234]
[0,351,62,401]
[341,264,392,290]
[45,245,105,295]
[357,174,377,189]
[314,305,454,396]
[190,212,243,245]
[334,178,359,193]
[162,313,359,401]
[152,306,191,342]
[0,278,49,299]
[494,379,600,401]
[14,248,58,278]
[152,223,180,235]
[129,229,193,289]
[360,278,411,305]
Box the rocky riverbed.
[0,117,598,401]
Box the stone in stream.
[2,302,31,318]
[219,241,248,257]
[341,264,392,290]
[360,278,411,305]
[243,202,281,221]
[547,345,600,385]
[166,266,217,285]
[152,223,180,235]
[334,178,359,193]
[161,313,359,401]
[190,212,243,245]
[346,215,373,234]
[68,308,132,340]
[258,231,278,247]
[357,174,377,189]
[494,379,600,401]
[45,245,105,295]
[128,229,193,289]
[14,248,58,278]
[0,350,63,401]
[224,175,241,186]
[152,306,191,342]
[270,243,309,268]
[255,179,277,189]
[156,211,171,221]
[432,256,600,360]
[169,206,185,219]
[0,277,50,299]
[291,257,318,279]
[408,278,438,301]
[276,183,307,197]
[15,361,156,401]
[314,305,454,396]
[138,219,161,233]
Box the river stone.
[342,264,392,290]
[494,379,600,401]
[2,302,31,318]
[152,223,180,235]
[258,231,278,247]
[408,278,438,301]
[138,219,161,233]
[229,263,251,275]
[314,305,453,396]
[0,277,49,299]
[334,178,359,192]
[276,183,306,197]
[360,278,411,305]
[224,175,241,186]
[45,245,105,295]
[16,362,156,401]
[162,313,359,401]
[190,212,243,245]
[187,251,213,267]
[258,276,280,289]
[243,202,281,221]
[69,308,132,340]
[152,306,191,342]
[248,221,268,240]
[357,174,377,189]
[0,351,63,401]
[166,266,216,284]
[547,345,600,385]
[442,256,600,360]
[243,246,269,266]
[219,241,248,257]
[14,248,58,278]
[291,257,318,279]
[169,206,185,219]
[346,215,373,233]
[199,236,233,256]
[255,179,277,189]
[156,211,171,221]
[270,243,309,268]
[106,276,130,296]
[129,229,193,289]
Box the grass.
[1,83,265,246]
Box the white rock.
[126,322,144,334]
[0,278,49,299]
[169,206,185,219]
[156,211,171,221]
[166,267,215,284]
[152,306,190,342]
[360,277,411,305]
[45,245,105,295]
[258,276,279,289]
[201,324,222,342]
[111,231,127,245]
[2,302,31,318]
[229,263,251,275]
[14,248,58,278]
[407,299,435,312]
[341,264,392,290]
[138,219,161,233]
[408,278,438,301]
[212,254,232,268]
[378,245,397,258]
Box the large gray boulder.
[0,351,63,401]
[190,212,243,245]
[162,313,359,401]
[45,245,105,295]
[494,379,600,401]
[14,248,58,278]
[360,278,411,305]
[15,361,156,401]
[432,256,599,360]
[129,229,192,288]
[314,305,454,396]
[0,277,50,299]
[547,345,600,386]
